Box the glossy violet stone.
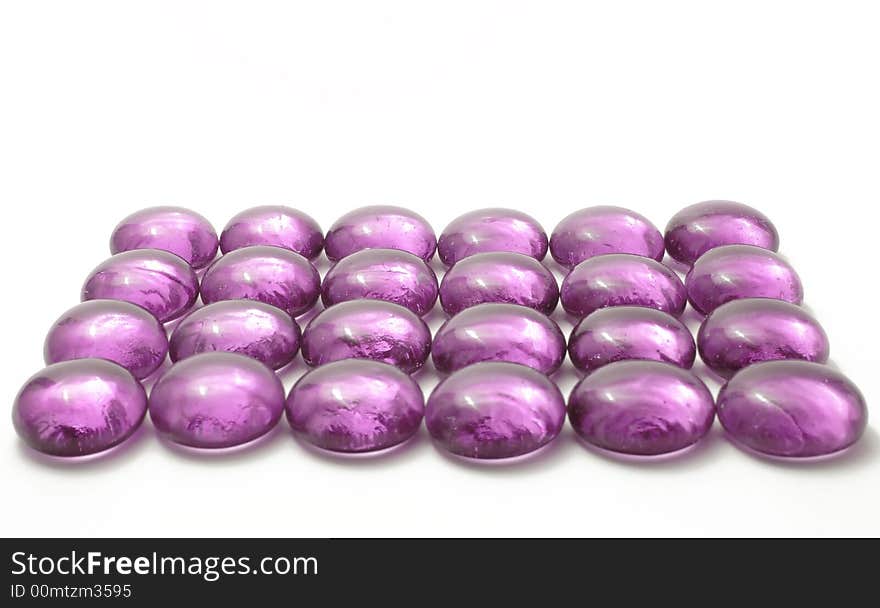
[439,251,559,316]
[426,361,566,459]
[550,206,664,268]
[44,300,168,380]
[432,303,566,375]
[82,249,199,323]
[560,253,686,318]
[286,359,424,453]
[169,300,300,370]
[568,306,695,374]
[568,360,715,456]
[13,359,147,457]
[685,244,803,315]
[200,245,320,317]
[325,205,436,262]
[149,352,285,449]
[302,300,431,373]
[110,206,219,269]
[219,205,323,260]
[321,248,438,316]
[437,208,548,266]
[717,361,867,457]
[665,200,779,266]
[698,298,829,378]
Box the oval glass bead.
[550,206,664,268]
[13,359,148,457]
[286,359,424,453]
[685,244,803,315]
[568,360,715,456]
[169,300,300,370]
[321,248,438,316]
[301,300,431,373]
[716,360,867,457]
[44,299,168,380]
[432,303,566,375]
[219,205,323,260]
[665,200,779,266]
[82,249,199,323]
[437,208,548,266]
[698,298,829,377]
[200,245,321,317]
[439,251,558,316]
[560,253,686,318]
[325,205,436,262]
[426,361,566,459]
[568,306,695,374]
[149,352,286,449]
[110,206,218,269]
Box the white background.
[1,1,878,537]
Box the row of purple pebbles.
[13,203,867,460]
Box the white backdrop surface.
[1,1,878,537]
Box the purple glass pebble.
[110,206,219,269]
[13,359,147,457]
[432,303,566,375]
[439,251,558,316]
[560,253,686,318]
[698,298,829,378]
[82,249,199,323]
[44,300,168,380]
[665,200,779,266]
[324,205,436,262]
[568,360,715,456]
[301,300,431,373]
[200,245,320,317]
[717,360,867,458]
[426,361,566,459]
[685,244,803,315]
[321,248,438,316]
[568,306,695,374]
[149,352,285,449]
[170,300,300,370]
[437,208,548,266]
[219,205,323,260]
[550,206,665,268]
[286,359,424,453]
